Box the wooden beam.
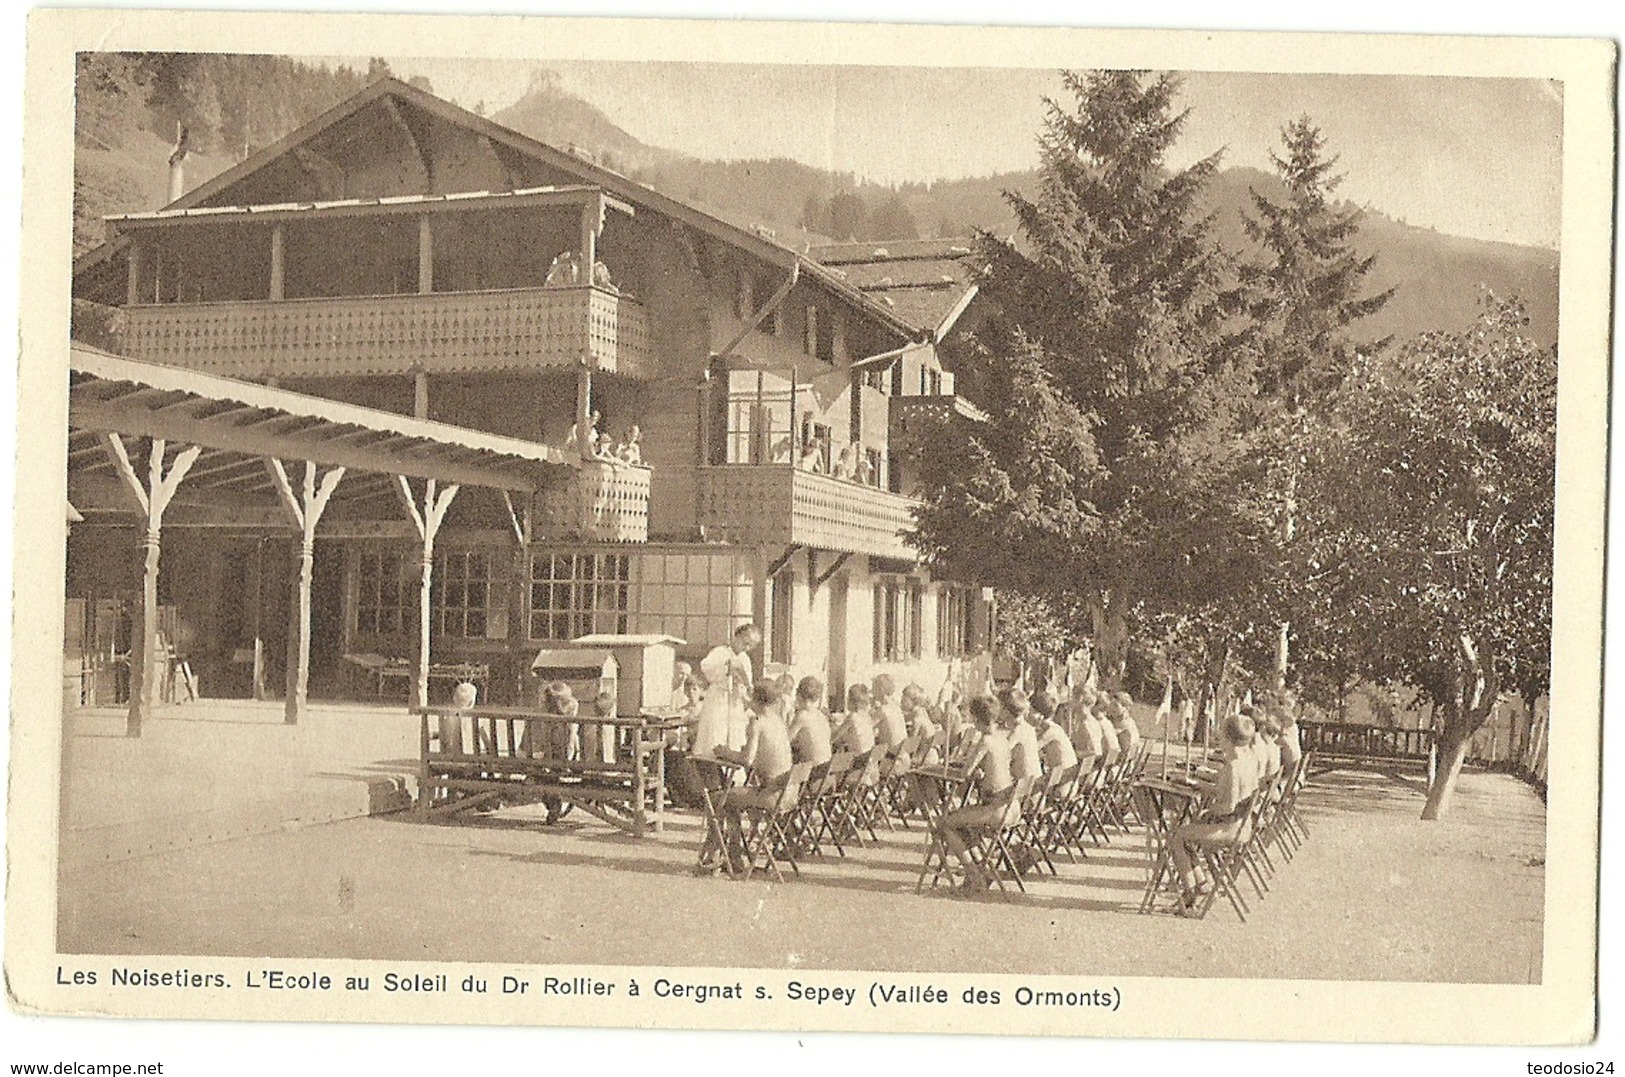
[263,457,305,529]
[95,432,148,515]
[380,96,432,190]
[123,439,200,737]
[397,477,460,711]
[418,216,434,295]
[71,395,543,493]
[812,551,852,592]
[766,544,803,582]
[269,224,285,300]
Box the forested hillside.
[73,53,429,255]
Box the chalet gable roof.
[83,77,921,346]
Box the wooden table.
[1134,776,1204,913]
[414,705,690,837]
[911,763,974,892]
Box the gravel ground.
[58,763,1545,984]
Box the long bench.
[1299,720,1437,785]
[413,705,688,837]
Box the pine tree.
[908,70,1266,687]
[1235,116,1395,408]
[1233,117,1395,688]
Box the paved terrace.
[57,702,1544,983]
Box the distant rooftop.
[808,238,981,337]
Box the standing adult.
[692,624,762,763]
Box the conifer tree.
[908,70,1265,687]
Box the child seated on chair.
[1000,687,1040,780]
[787,676,833,767]
[699,681,798,870]
[871,674,909,759]
[833,683,877,755]
[1029,689,1079,772]
[901,683,942,764]
[937,696,1016,891]
[1169,712,1260,914]
[1109,692,1141,756]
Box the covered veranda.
[67,343,576,736]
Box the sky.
[328,57,1565,249]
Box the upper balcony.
[537,458,651,543]
[118,285,653,380]
[101,185,655,380]
[697,465,921,561]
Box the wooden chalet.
[67,77,995,729]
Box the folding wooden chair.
[832,746,882,848]
[1011,767,1066,877]
[872,733,924,830]
[736,762,815,883]
[1189,793,1268,921]
[969,775,1038,894]
[782,759,831,858]
[1036,762,1084,864]
[809,749,866,856]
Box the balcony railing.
[537,458,651,543]
[697,465,921,560]
[117,286,653,379]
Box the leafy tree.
[1292,296,1554,818]
[907,70,1265,688]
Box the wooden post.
[418,216,434,294]
[396,476,460,711]
[269,225,285,301]
[414,371,430,419]
[96,433,200,737]
[248,537,267,699]
[126,240,142,307]
[579,196,602,280]
[265,458,345,724]
[575,359,593,459]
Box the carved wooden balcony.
[537,458,651,543]
[117,285,652,380]
[697,465,921,561]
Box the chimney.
[167,122,190,204]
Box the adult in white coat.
[692,624,762,762]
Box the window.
[937,586,971,658]
[628,550,754,646]
[355,550,409,636]
[528,552,630,639]
[735,268,754,320]
[434,549,506,639]
[872,577,924,662]
[803,305,818,356]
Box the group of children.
[1166,692,1304,915]
[565,408,643,465]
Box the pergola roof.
[68,344,574,514]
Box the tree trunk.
[1191,637,1228,744]
[1420,633,1499,820]
[1088,593,1130,691]
[1421,720,1472,820]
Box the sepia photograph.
[5,3,1617,1065]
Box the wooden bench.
[413,704,687,837]
[1299,721,1437,786]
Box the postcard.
[7,5,1615,1052]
